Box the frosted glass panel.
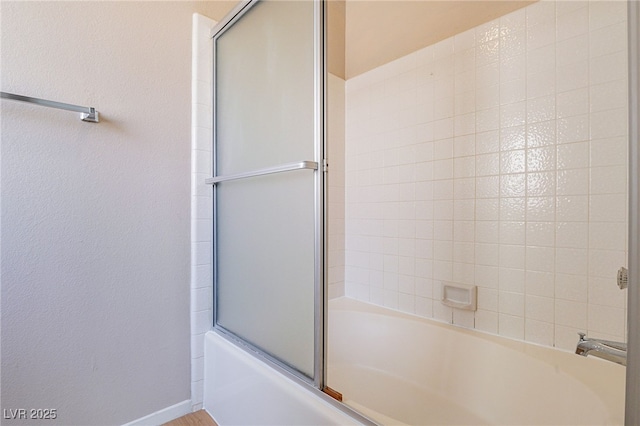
[216,171,315,377]
[216,0,315,176]
[213,0,319,379]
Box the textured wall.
[0,2,231,424]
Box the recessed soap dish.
[441,282,477,311]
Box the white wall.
[344,0,628,351]
[0,2,227,424]
[328,73,346,299]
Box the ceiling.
[207,0,536,80]
[344,1,536,79]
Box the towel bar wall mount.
[1,91,99,123]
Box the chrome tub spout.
[575,332,627,366]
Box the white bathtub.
[328,297,626,425]
[203,331,362,425]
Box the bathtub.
[203,331,364,425]
[328,297,626,425]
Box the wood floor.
[163,410,217,426]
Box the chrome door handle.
[205,161,318,185]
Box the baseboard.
[122,400,191,426]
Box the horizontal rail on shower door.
[1,91,99,123]
[205,161,318,185]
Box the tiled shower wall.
[191,13,215,411]
[344,0,628,350]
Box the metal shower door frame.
[626,0,640,423]
[208,0,327,390]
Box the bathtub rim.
[328,296,626,425]
[208,327,378,426]
[330,296,619,360]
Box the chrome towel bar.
[205,161,318,185]
[1,91,99,123]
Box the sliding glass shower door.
[208,0,325,384]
